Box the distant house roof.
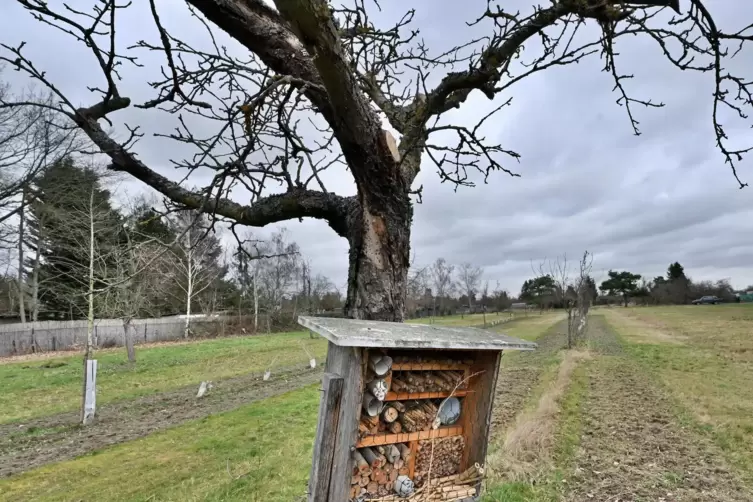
[298,316,537,351]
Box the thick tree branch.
[422,4,569,121]
[185,0,336,124]
[273,0,399,190]
[73,104,353,237]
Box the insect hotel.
[299,316,537,502]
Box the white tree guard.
[83,359,98,425]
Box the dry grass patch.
[603,309,686,345]
[607,305,753,483]
[488,350,591,481]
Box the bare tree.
[0,79,80,323]
[539,255,576,348]
[100,222,170,363]
[167,211,224,338]
[406,259,430,318]
[256,228,301,318]
[540,252,593,349]
[575,251,594,338]
[430,258,455,316]
[1,0,751,322]
[458,263,483,313]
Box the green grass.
[0,385,320,502]
[483,351,586,502]
[0,314,569,502]
[604,305,753,483]
[0,332,326,424]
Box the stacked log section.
[391,370,466,394]
[413,437,464,486]
[398,400,439,432]
[361,399,449,437]
[358,464,484,501]
[351,444,411,499]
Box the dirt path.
[491,321,568,438]
[565,317,752,501]
[0,365,321,477]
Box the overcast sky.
[1,0,752,295]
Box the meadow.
[2,306,752,501]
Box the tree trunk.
[82,189,96,425]
[17,192,26,326]
[344,187,411,322]
[253,273,258,332]
[123,319,136,363]
[30,216,42,322]
[184,231,193,339]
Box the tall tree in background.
[430,258,455,316]
[167,211,225,338]
[256,229,300,320]
[666,261,690,304]
[520,275,556,309]
[2,0,751,322]
[458,263,483,313]
[27,158,122,319]
[600,270,642,307]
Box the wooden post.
[308,373,344,502]
[311,342,364,502]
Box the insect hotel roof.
[298,316,538,351]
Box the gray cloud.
[1,0,752,297]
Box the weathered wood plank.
[384,390,469,401]
[308,373,344,502]
[356,426,464,447]
[460,350,502,474]
[320,342,364,502]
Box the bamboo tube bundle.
[391,378,408,392]
[359,465,484,502]
[359,415,380,438]
[353,444,416,500]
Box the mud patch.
[565,320,751,501]
[0,366,321,477]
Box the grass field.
[0,313,562,501]
[0,331,326,424]
[2,306,753,501]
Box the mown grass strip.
[0,331,326,424]
[0,385,320,502]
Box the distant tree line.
[0,158,343,328]
[519,261,748,309]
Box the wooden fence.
[0,316,232,357]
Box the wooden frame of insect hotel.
[298,316,537,502]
